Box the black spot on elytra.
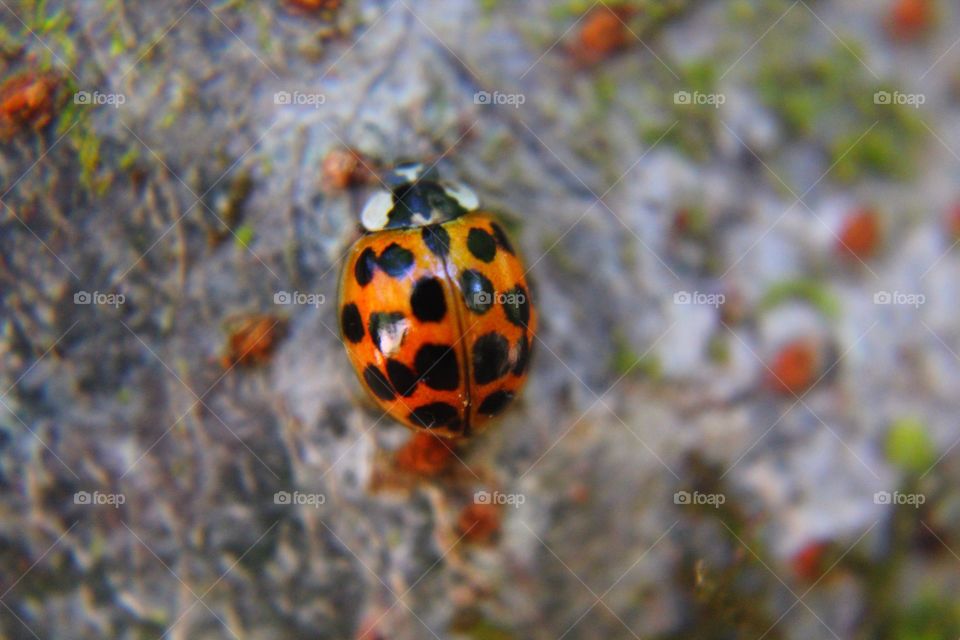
[512,334,530,376]
[340,303,364,343]
[377,243,414,277]
[410,277,447,322]
[478,390,514,417]
[422,224,450,258]
[414,344,460,390]
[467,228,497,263]
[409,402,460,430]
[363,365,395,401]
[502,285,530,328]
[354,248,377,286]
[473,332,510,385]
[368,312,406,353]
[490,222,515,254]
[386,359,418,397]
[460,269,494,314]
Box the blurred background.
[1,0,959,638]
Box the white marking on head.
[361,190,394,231]
[411,212,433,226]
[393,164,424,183]
[442,182,479,211]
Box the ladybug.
[338,163,536,438]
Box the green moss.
[159,111,178,129]
[109,30,125,56]
[759,278,841,319]
[549,0,693,31]
[594,72,619,107]
[727,0,755,21]
[118,146,141,171]
[707,334,730,364]
[610,332,662,380]
[757,44,925,182]
[8,0,77,68]
[235,224,255,249]
[116,387,132,404]
[885,418,936,474]
[610,339,639,377]
[459,620,516,640]
[641,60,724,159]
[77,128,106,192]
[889,593,960,640]
[0,24,13,50]
[831,125,918,182]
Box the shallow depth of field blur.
[2,1,960,638]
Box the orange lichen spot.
[395,432,457,476]
[887,0,934,41]
[945,202,960,242]
[354,613,388,640]
[322,147,369,191]
[457,502,500,544]
[222,314,286,368]
[767,339,819,395]
[567,482,590,504]
[836,207,881,261]
[790,540,831,582]
[285,0,342,13]
[575,5,634,63]
[671,207,694,236]
[0,71,59,141]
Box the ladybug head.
[360,162,478,231]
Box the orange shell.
[339,211,535,437]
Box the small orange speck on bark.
[322,147,367,191]
[285,0,342,12]
[767,340,818,395]
[791,540,831,581]
[0,71,58,141]
[945,202,960,242]
[576,6,633,62]
[222,315,285,369]
[567,482,590,504]
[837,208,881,261]
[887,0,933,41]
[395,432,457,476]
[458,502,500,544]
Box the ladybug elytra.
[338,163,535,438]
